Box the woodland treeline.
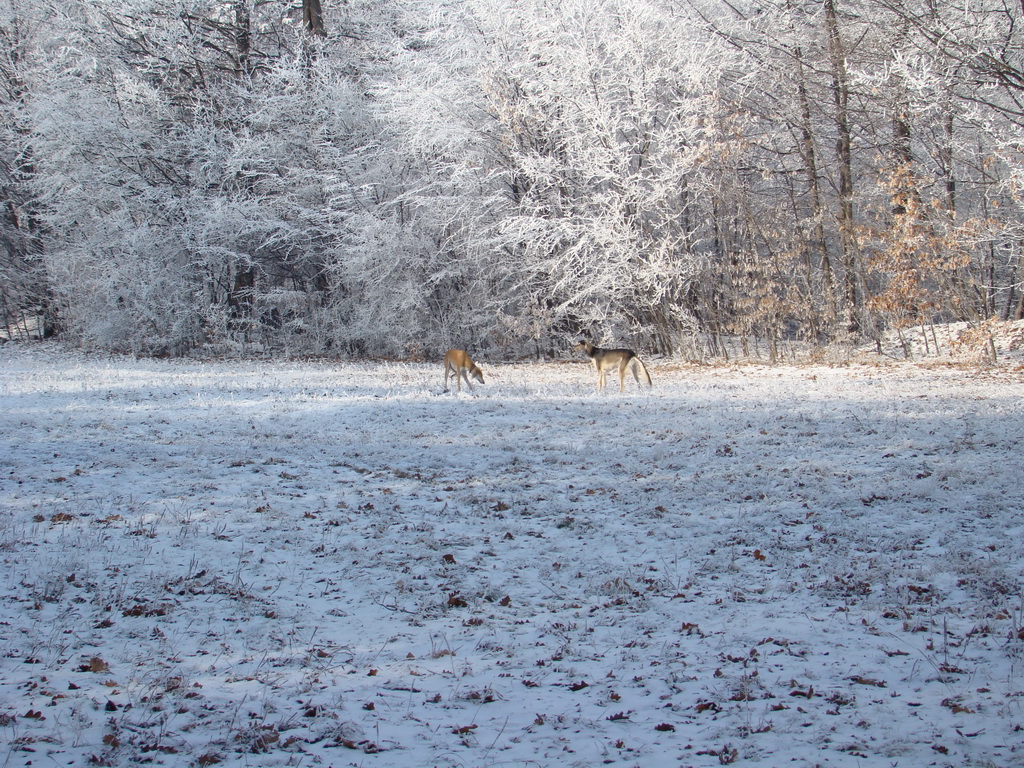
[2,0,1023,359]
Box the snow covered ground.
[1,341,1023,768]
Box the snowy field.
[2,341,1023,768]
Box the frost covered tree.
[8,0,1024,358]
[26,0,405,354]
[677,0,1024,353]
[0,1,48,336]
[378,0,732,356]
[864,0,1024,322]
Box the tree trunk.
[824,0,860,334]
[303,0,325,37]
[234,1,252,77]
[794,44,838,333]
